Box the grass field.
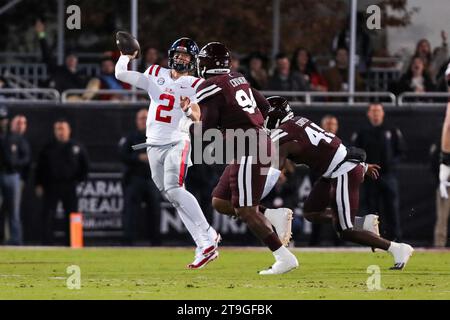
[0,247,449,300]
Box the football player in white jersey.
[115,37,220,269]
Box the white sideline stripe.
[196,84,218,98]
[245,156,253,206]
[238,156,246,206]
[197,87,222,102]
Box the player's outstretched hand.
[180,96,191,112]
[120,50,138,60]
[366,164,380,180]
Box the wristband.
[184,106,192,117]
[441,151,450,165]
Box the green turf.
[0,247,449,299]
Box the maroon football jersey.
[271,116,342,175]
[196,72,269,130]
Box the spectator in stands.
[0,106,30,245]
[85,56,128,101]
[291,47,328,92]
[430,138,450,247]
[308,115,341,246]
[393,56,436,95]
[35,20,87,92]
[118,109,161,246]
[246,52,268,90]
[10,115,27,136]
[10,115,31,184]
[414,32,448,82]
[35,119,89,246]
[352,103,406,241]
[332,12,373,73]
[230,54,246,74]
[139,47,160,72]
[323,47,364,92]
[267,53,309,93]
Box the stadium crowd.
[1,21,449,100]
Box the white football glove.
[439,163,450,198]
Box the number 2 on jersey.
[305,123,334,146]
[155,93,174,123]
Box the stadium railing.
[61,89,149,104]
[0,88,60,103]
[2,88,450,108]
[260,91,397,107]
[364,67,401,92]
[0,63,101,86]
[398,92,450,106]
[0,63,48,87]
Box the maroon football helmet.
[197,42,231,78]
[265,96,294,130]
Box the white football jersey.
[143,65,204,145]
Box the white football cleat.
[187,249,219,270]
[258,249,298,275]
[202,228,222,256]
[389,243,414,270]
[264,208,293,246]
[363,214,380,236]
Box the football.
[115,31,140,58]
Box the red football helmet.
[197,42,231,78]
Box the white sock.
[273,246,292,260]
[388,241,400,253]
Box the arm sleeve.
[115,56,155,91]
[251,88,270,118]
